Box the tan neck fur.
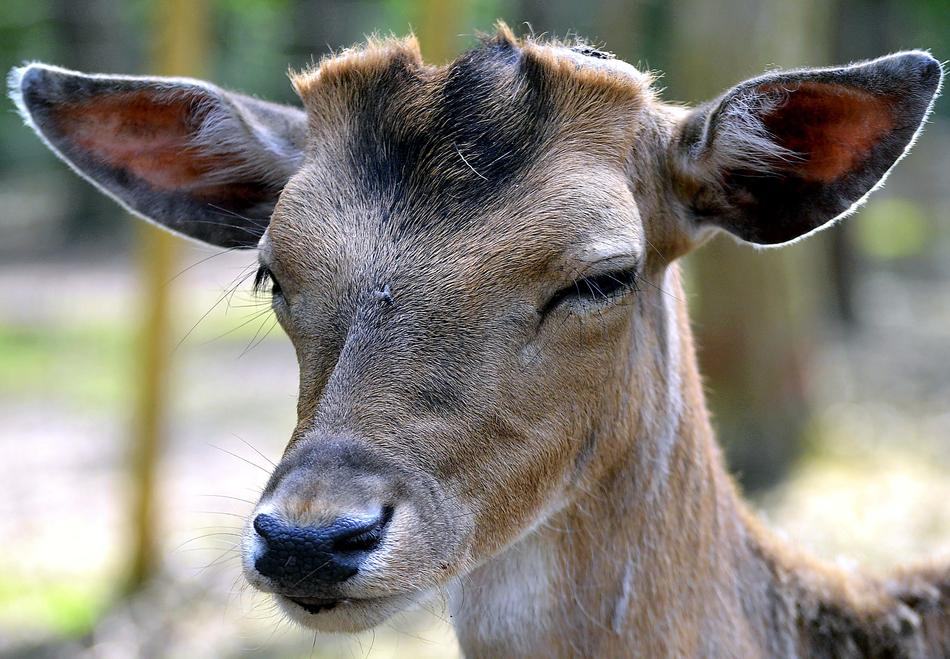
[450,267,950,659]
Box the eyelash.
[253,265,282,297]
[541,267,640,316]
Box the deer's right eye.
[253,265,283,298]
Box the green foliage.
[854,197,932,261]
[0,574,109,638]
[0,323,132,408]
[0,305,282,408]
[903,0,950,117]
[214,0,298,103]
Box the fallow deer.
[9,25,948,658]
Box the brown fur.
[11,24,947,658]
[255,31,947,657]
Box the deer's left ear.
[672,52,943,246]
[8,63,307,248]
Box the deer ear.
[672,52,943,246]
[8,63,307,248]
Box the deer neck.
[449,265,776,657]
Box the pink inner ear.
[760,81,895,183]
[56,91,233,192]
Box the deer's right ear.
[8,63,308,248]
[668,52,942,247]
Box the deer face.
[251,167,646,628]
[243,40,655,629]
[11,26,941,632]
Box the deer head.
[10,26,942,642]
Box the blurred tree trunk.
[291,0,363,65]
[518,0,555,34]
[827,0,894,326]
[414,0,464,63]
[123,0,207,596]
[594,1,642,63]
[667,0,834,492]
[517,0,643,53]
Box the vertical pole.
[124,0,209,595]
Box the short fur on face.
[10,23,946,655]
[252,30,661,625]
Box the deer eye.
[541,266,640,316]
[253,265,283,298]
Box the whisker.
[196,494,257,505]
[173,531,243,553]
[240,315,280,358]
[195,510,250,520]
[207,443,273,475]
[199,307,274,346]
[239,312,276,358]
[231,434,278,468]
[638,274,684,302]
[167,245,242,284]
[205,203,269,229]
[197,545,242,574]
[174,262,259,351]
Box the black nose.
[253,507,392,590]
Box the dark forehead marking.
[344,38,554,237]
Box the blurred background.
[0,0,948,657]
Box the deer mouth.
[286,597,341,614]
[276,590,428,632]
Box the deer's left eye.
[572,269,638,301]
[253,265,283,298]
[541,266,639,316]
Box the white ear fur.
[678,86,798,182]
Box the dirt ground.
[1,246,949,658]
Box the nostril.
[253,513,283,544]
[334,506,394,553]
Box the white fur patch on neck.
[611,560,637,634]
[632,268,685,504]
[449,531,556,655]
